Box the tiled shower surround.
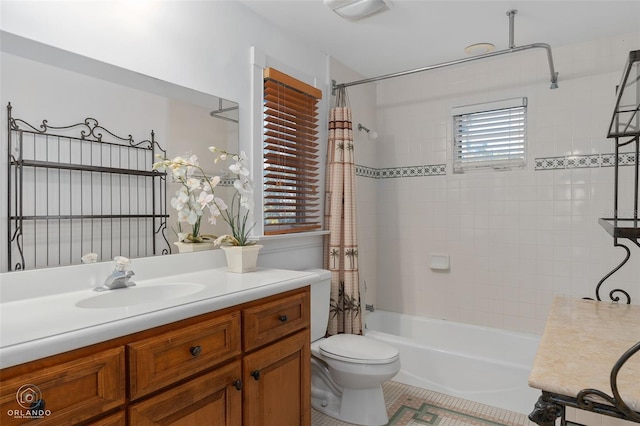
[345,31,640,335]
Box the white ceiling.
[238,0,640,78]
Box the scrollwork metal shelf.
[528,49,640,426]
[7,102,171,271]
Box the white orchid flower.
[214,196,228,211]
[229,163,248,176]
[198,191,213,208]
[207,205,221,225]
[233,179,252,196]
[205,175,221,189]
[185,177,201,191]
[171,190,190,210]
[177,207,196,224]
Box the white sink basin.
[75,283,206,309]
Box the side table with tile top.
[528,296,640,425]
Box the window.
[263,68,323,235]
[452,97,527,173]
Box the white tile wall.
[349,32,640,334]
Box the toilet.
[308,269,401,426]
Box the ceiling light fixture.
[464,43,496,55]
[324,0,390,21]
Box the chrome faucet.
[94,256,136,292]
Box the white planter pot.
[173,241,216,253]
[220,245,263,273]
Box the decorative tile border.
[220,177,236,187]
[355,165,379,178]
[355,153,635,178]
[356,164,446,179]
[535,153,637,170]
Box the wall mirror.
[1,32,239,272]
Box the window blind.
[453,97,527,173]
[263,68,323,235]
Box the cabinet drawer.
[86,410,125,426]
[243,290,309,351]
[0,347,125,425]
[128,311,241,400]
[129,360,242,426]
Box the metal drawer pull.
[189,345,202,357]
[233,380,243,391]
[279,314,288,322]
[250,370,260,381]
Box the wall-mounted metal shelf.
[594,49,640,304]
[599,218,640,239]
[7,103,171,271]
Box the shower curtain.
[323,87,362,336]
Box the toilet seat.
[319,334,399,365]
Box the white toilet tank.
[306,269,332,342]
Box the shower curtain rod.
[332,10,559,93]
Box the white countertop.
[0,260,320,369]
[529,296,640,412]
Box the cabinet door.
[0,347,125,425]
[129,360,242,426]
[243,330,310,426]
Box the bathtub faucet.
[365,304,375,312]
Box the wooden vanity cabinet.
[129,361,242,425]
[0,286,311,426]
[242,291,311,426]
[243,331,310,426]
[0,347,126,425]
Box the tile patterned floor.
[312,380,537,426]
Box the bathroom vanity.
[0,254,318,425]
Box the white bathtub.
[364,310,541,415]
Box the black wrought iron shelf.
[598,218,640,239]
[10,214,168,220]
[7,103,171,271]
[592,48,640,302]
[10,159,165,177]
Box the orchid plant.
[152,147,256,247]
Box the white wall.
[373,32,640,334]
[0,0,330,272]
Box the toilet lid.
[319,334,399,364]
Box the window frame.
[452,97,528,173]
